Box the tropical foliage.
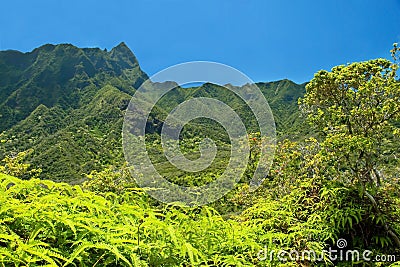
[0,43,399,266]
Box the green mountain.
[0,42,147,131]
[0,43,307,182]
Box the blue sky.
[1,0,399,83]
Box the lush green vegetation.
[0,43,147,182]
[0,43,306,183]
[0,43,400,266]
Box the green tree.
[299,47,400,247]
[0,149,41,179]
[81,163,147,197]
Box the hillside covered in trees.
[0,43,307,182]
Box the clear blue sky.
[1,0,399,83]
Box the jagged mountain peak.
[0,43,148,132]
[109,41,138,68]
[113,41,129,49]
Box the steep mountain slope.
[0,43,148,182]
[0,43,307,182]
[0,42,147,132]
[156,80,307,139]
[256,80,307,139]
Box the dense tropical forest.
[0,42,399,266]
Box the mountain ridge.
[0,43,307,182]
[0,42,148,132]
